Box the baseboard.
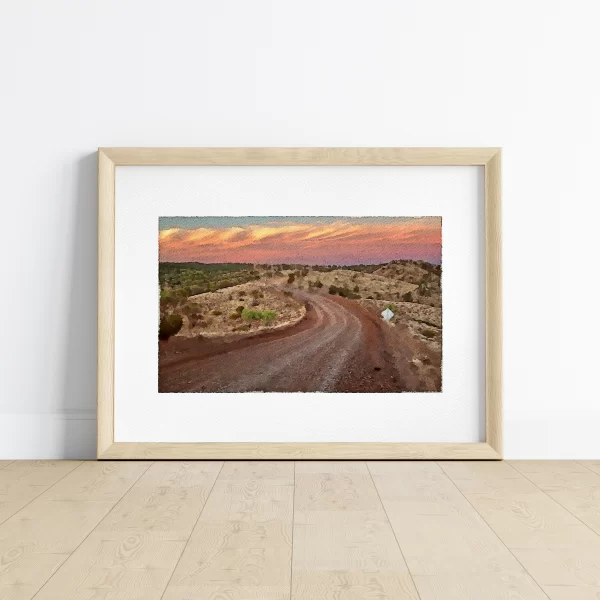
[0,411,97,459]
[504,410,600,459]
[1,409,598,460]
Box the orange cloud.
[159,218,441,265]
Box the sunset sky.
[159,216,442,265]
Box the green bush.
[229,312,241,320]
[235,305,245,315]
[241,308,277,324]
[159,314,183,340]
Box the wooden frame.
[98,148,502,460]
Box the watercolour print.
[158,216,442,393]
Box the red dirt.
[159,292,437,393]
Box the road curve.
[159,292,406,393]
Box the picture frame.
[98,147,501,460]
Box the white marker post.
[381,307,394,322]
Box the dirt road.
[159,292,425,393]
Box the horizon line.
[159,258,441,266]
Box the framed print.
[98,148,502,460]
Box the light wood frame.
[98,148,502,460]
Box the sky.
[158,216,442,265]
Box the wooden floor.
[1,461,600,599]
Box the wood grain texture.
[0,461,82,524]
[294,461,419,599]
[4,461,600,598]
[100,146,500,166]
[97,149,116,458]
[98,442,501,460]
[369,461,548,600]
[582,461,600,476]
[485,149,502,456]
[97,147,502,460]
[510,461,600,534]
[162,461,293,600]
[0,461,150,599]
[34,461,221,600]
[441,460,600,597]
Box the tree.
[287,273,295,284]
[159,314,183,340]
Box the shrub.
[229,312,241,320]
[251,299,260,307]
[315,280,323,288]
[287,273,295,284]
[238,291,246,297]
[211,309,222,316]
[235,305,245,315]
[367,295,374,300]
[422,328,436,339]
[402,291,413,302]
[353,285,360,293]
[283,290,293,297]
[159,314,183,340]
[241,308,277,324]
[329,285,338,295]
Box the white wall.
[1,0,598,459]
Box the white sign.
[381,307,394,321]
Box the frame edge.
[97,147,502,460]
[97,150,116,457]
[485,149,503,457]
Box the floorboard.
[293,461,419,599]
[0,461,82,524]
[509,460,600,535]
[370,461,548,599]
[440,460,600,599]
[1,460,599,600]
[33,461,221,600]
[0,461,151,599]
[162,461,293,600]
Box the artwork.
[158,216,442,393]
[98,147,502,460]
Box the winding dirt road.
[159,292,423,393]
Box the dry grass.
[180,281,306,338]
